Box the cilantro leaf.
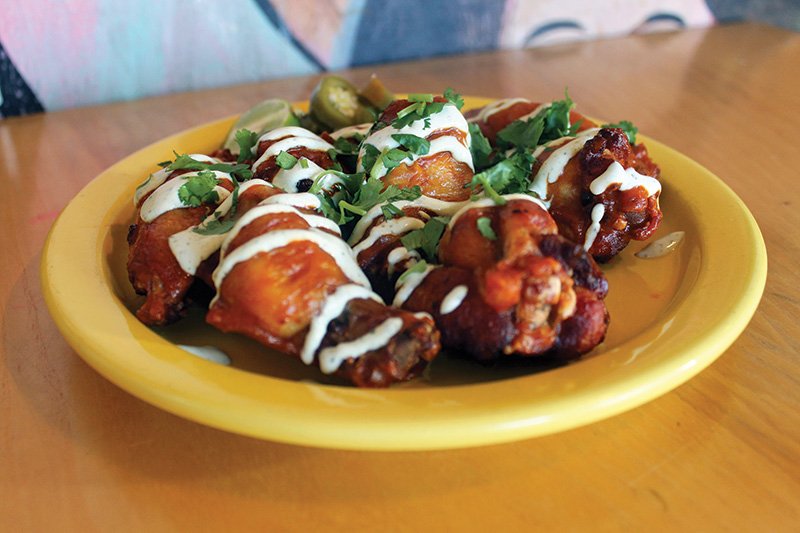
[443,88,464,110]
[469,123,498,171]
[540,90,576,143]
[381,202,404,220]
[361,144,380,175]
[467,151,534,203]
[166,153,253,181]
[391,97,446,129]
[178,171,220,207]
[391,133,430,156]
[352,176,421,213]
[603,120,638,144]
[332,133,364,155]
[276,151,298,169]
[234,129,259,163]
[400,216,448,262]
[476,216,497,241]
[408,93,434,103]
[496,115,545,152]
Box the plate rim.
[41,97,768,451]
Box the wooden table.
[2,23,798,531]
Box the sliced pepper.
[310,76,376,131]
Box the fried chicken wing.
[358,97,475,201]
[206,192,440,387]
[468,97,662,261]
[348,194,609,361]
[251,126,337,191]
[127,157,235,325]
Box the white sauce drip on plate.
[178,344,231,365]
[635,231,685,259]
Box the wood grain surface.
[1,23,798,531]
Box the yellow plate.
[41,97,767,451]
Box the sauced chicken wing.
[127,160,235,325]
[539,127,662,261]
[358,97,475,201]
[468,98,662,261]
[348,195,608,361]
[206,192,440,387]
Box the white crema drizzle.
[168,179,272,275]
[440,285,468,315]
[393,264,440,307]
[272,158,344,194]
[251,127,334,171]
[467,98,531,123]
[317,318,404,375]
[134,153,219,206]
[527,128,601,204]
[589,160,662,197]
[329,123,372,140]
[357,104,473,179]
[213,228,370,293]
[139,170,233,223]
[351,217,426,256]
[299,283,382,367]
[584,204,606,251]
[348,195,469,246]
[447,193,547,230]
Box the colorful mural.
[0,0,797,118]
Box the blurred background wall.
[1,0,797,118]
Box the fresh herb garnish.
[299,157,309,169]
[603,120,638,144]
[234,129,259,163]
[276,151,298,169]
[332,133,365,155]
[391,89,463,130]
[476,216,497,241]
[400,216,448,262]
[396,259,428,285]
[540,90,580,143]
[178,171,220,207]
[469,123,498,171]
[360,144,381,176]
[443,88,464,110]
[167,153,253,181]
[467,151,535,204]
[381,202,404,220]
[391,133,430,156]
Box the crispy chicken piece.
[468,98,662,261]
[206,193,440,387]
[127,163,235,325]
[359,97,475,201]
[432,196,607,359]
[251,126,336,186]
[541,128,662,261]
[349,195,609,361]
